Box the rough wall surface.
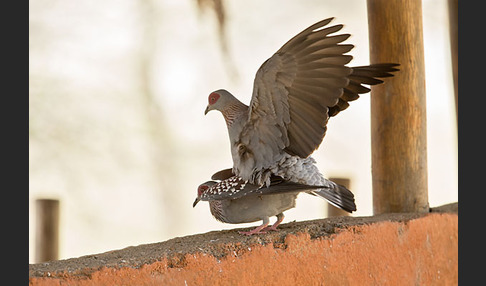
[29,203,458,285]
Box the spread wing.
[237,18,354,167]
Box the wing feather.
[328,63,400,117]
[201,176,325,201]
[234,18,398,177]
[236,18,352,167]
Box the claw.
[262,225,280,232]
[238,221,269,236]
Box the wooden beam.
[367,0,429,214]
[35,199,60,262]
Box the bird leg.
[263,213,285,232]
[238,217,270,236]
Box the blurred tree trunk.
[195,0,238,80]
[137,0,185,236]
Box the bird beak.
[204,105,210,115]
[193,197,201,208]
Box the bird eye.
[208,92,220,105]
[198,185,209,194]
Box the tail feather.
[311,182,357,213]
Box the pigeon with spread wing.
[204,17,398,200]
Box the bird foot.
[262,225,280,232]
[238,223,270,236]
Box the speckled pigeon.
[193,168,356,235]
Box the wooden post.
[448,0,458,125]
[327,177,351,217]
[367,0,429,214]
[35,199,60,262]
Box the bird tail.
[310,181,357,213]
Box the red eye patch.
[198,185,209,196]
[208,92,220,104]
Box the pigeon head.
[193,181,217,207]
[204,89,249,128]
[204,89,239,115]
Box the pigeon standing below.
[193,169,356,235]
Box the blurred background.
[29,0,457,263]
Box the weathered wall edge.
[29,202,458,285]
